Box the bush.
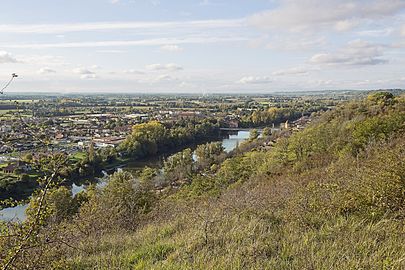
[77,171,156,232]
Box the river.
[0,129,259,221]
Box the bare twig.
[0,73,17,95]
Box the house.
[2,163,18,174]
[93,136,125,148]
[176,111,202,119]
[292,116,311,129]
[1,161,32,174]
[228,120,239,128]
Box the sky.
[0,0,405,93]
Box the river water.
[0,130,257,221]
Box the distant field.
[0,100,38,103]
[0,109,16,115]
[0,110,31,118]
[66,106,155,114]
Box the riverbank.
[0,129,262,221]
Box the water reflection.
[222,130,251,152]
[0,204,27,222]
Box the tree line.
[118,119,221,159]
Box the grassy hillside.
[2,92,405,269]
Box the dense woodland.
[1,92,405,269]
[238,105,325,127]
[118,119,221,158]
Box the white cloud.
[38,67,56,74]
[179,81,194,88]
[334,20,359,32]
[124,69,144,74]
[18,54,66,66]
[1,36,248,49]
[238,76,271,84]
[96,49,126,54]
[80,74,98,80]
[155,74,177,82]
[73,67,95,75]
[110,0,119,4]
[0,51,18,63]
[310,79,334,87]
[249,0,405,32]
[73,67,97,79]
[146,63,183,71]
[310,40,388,66]
[401,25,405,36]
[354,79,371,86]
[72,67,98,80]
[266,36,327,51]
[160,44,183,52]
[357,28,393,37]
[272,67,313,76]
[0,19,245,34]
[199,0,224,6]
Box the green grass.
[103,157,130,170]
[27,173,39,178]
[64,212,405,269]
[71,152,87,161]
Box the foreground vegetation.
[1,92,405,269]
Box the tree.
[163,148,194,183]
[79,171,156,231]
[262,127,272,137]
[98,146,117,163]
[195,142,225,170]
[138,166,158,188]
[249,129,259,141]
[120,121,166,157]
[26,186,84,224]
[367,92,394,106]
[22,153,33,163]
[88,142,95,163]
